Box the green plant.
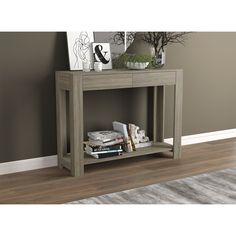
[126,54,153,63]
[113,53,153,69]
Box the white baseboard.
[0,155,57,175]
[0,128,236,176]
[164,128,236,145]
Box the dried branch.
[112,31,190,55]
[112,32,135,45]
[142,32,189,54]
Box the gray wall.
[164,32,236,136]
[1,32,236,163]
[0,33,69,162]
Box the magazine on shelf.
[88,138,124,147]
[88,130,123,142]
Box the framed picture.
[67,32,94,70]
[92,43,112,69]
[94,32,125,58]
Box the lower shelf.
[61,142,173,170]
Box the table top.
[56,68,182,76]
[56,69,183,91]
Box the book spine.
[100,138,124,146]
[92,152,122,159]
[87,144,122,152]
[86,149,123,155]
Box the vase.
[126,33,155,57]
[154,49,166,68]
[126,62,149,70]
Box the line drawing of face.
[73,31,91,68]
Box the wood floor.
[1,138,236,204]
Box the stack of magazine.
[85,131,124,159]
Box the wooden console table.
[56,69,183,177]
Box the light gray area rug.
[70,167,236,204]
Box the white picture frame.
[92,43,112,69]
[67,32,94,70]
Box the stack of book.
[85,131,124,159]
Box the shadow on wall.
[40,33,69,158]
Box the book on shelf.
[112,121,129,139]
[88,130,123,142]
[84,140,123,159]
[85,147,123,155]
[85,122,152,159]
[87,137,124,147]
[88,152,122,159]
[112,121,133,152]
[85,144,123,153]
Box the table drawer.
[83,73,132,91]
[133,72,176,87]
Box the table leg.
[153,86,165,143]
[69,75,84,177]
[56,80,67,169]
[173,71,183,159]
